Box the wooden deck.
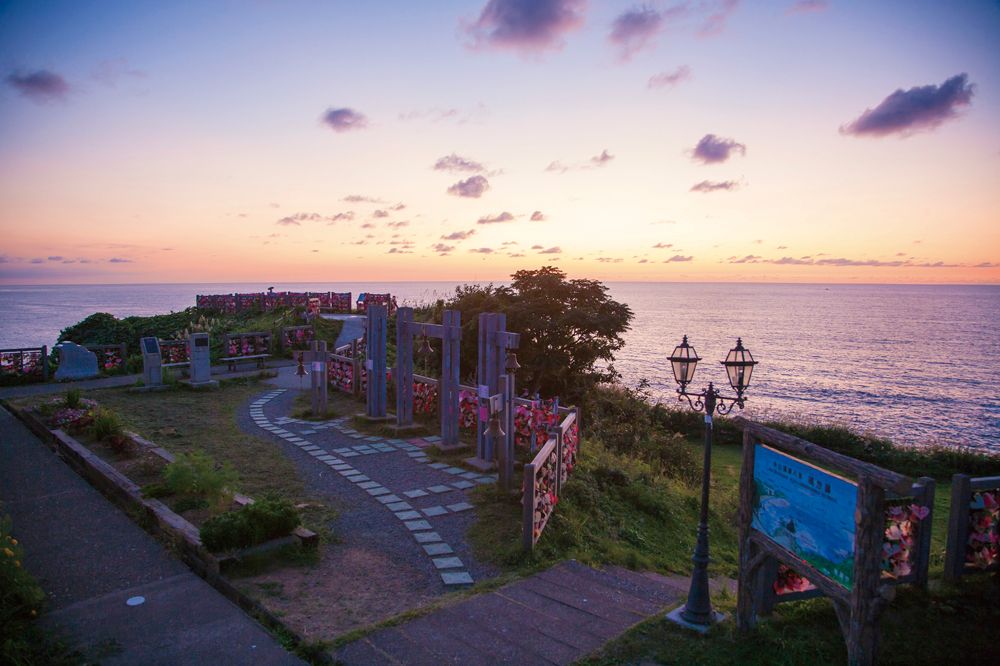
[335,560,690,665]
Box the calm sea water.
[2,282,998,452]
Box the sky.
[1,0,998,285]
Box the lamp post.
[666,335,758,632]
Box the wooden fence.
[522,408,581,551]
[0,346,49,382]
[196,291,353,313]
[944,474,1000,580]
[158,339,190,367]
[281,325,315,350]
[85,343,127,373]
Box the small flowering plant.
[966,489,999,570]
[46,396,98,432]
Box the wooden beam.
[732,417,913,495]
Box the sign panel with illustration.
[752,443,858,589]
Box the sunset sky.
[1,0,998,285]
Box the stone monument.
[140,336,163,387]
[53,342,99,381]
[187,332,218,389]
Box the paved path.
[336,559,689,665]
[0,405,303,665]
[0,359,295,400]
[243,388,498,588]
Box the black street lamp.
[666,336,758,631]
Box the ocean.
[2,281,998,452]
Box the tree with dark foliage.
[446,266,633,401]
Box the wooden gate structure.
[364,304,388,419]
[472,312,520,490]
[394,307,462,449]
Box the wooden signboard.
[734,418,932,666]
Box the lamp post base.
[665,606,726,634]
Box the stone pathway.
[335,559,689,665]
[0,405,303,665]
[249,389,496,587]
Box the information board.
[752,443,858,589]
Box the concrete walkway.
[0,359,295,400]
[0,405,303,665]
[336,559,690,665]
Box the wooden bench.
[221,332,271,370]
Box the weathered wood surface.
[944,473,1000,580]
[732,417,913,495]
[335,560,690,666]
[366,304,388,418]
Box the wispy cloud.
[464,0,586,54]
[609,6,664,61]
[276,212,351,226]
[447,175,490,198]
[691,134,746,164]
[321,107,368,132]
[690,180,739,193]
[699,0,740,37]
[400,105,488,125]
[664,254,693,262]
[787,0,827,14]
[442,229,476,240]
[530,211,546,221]
[432,243,454,255]
[433,153,486,173]
[653,243,673,249]
[6,69,70,103]
[372,210,389,218]
[725,254,992,268]
[648,65,692,89]
[345,196,382,205]
[469,247,495,254]
[537,246,562,254]
[92,58,147,87]
[547,149,615,173]
[108,257,133,263]
[840,74,974,138]
[590,149,615,166]
[477,212,515,224]
[387,220,410,228]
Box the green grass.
[83,379,337,534]
[469,438,741,577]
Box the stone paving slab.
[336,560,684,665]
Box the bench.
[222,332,271,370]
[158,339,190,368]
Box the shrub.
[64,389,82,409]
[90,408,125,442]
[0,515,78,664]
[163,451,237,504]
[199,496,300,552]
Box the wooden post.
[847,475,885,666]
[914,476,935,589]
[441,310,461,448]
[351,340,360,396]
[366,304,388,418]
[395,307,414,427]
[736,429,760,631]
[522,463,536,551]
[944,473,972,581]
[476,312,495,461]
